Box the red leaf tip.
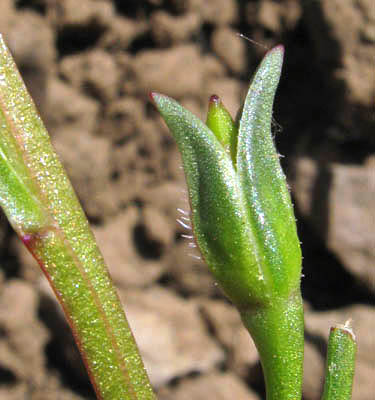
[269,44,284,56]
[209,94,220,107]
[148,91,157,102]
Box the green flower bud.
[151,46,301,310]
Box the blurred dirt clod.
[0,1,373,399]
[121,287,225,388]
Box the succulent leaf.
[237,45,301,300]
[151,46,301,309]
[151,92,267,307]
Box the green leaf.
[0,34,155,400]
[152,45,304,400]
[152,46,301,308]
[206,94,238,165]
[322,321,357,400]
[237,45,301,300]
[151,92,268,307]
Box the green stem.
[0,35,155,399]
[240,292,304,400]
[321,321,356,400]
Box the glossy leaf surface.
[0,35,154,400]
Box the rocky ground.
[0,1,373,399]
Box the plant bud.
[151,46,301,310]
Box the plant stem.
[0,34,155,399]
[240,292,304,400]
[321,321,356,400]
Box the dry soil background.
[0,1,374,399]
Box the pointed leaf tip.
[237,45,301,298]
[149,91,160,103]
[265,45,284,72]
[269,44,284,55]
[206,94,238,164]
[262,45,284,64]
[208,94,220,107]
[149,92,156,101]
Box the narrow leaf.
[206,94,238,164]
[237,46,301,299]
[151,92,268,307]
[0,35,154,400]
[322,321,357,400]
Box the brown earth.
[0,1,373,399]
